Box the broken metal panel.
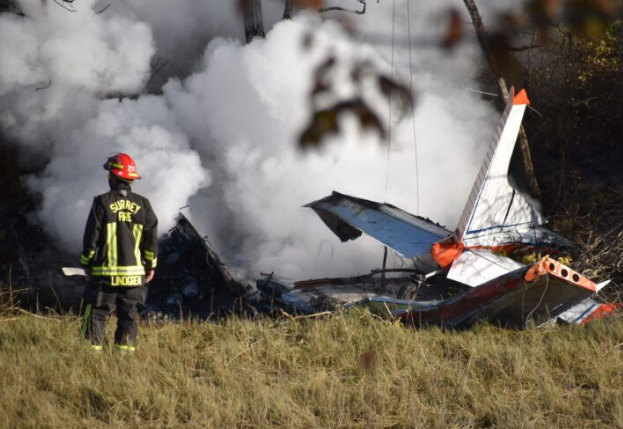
[447,249,524,287]
[285,274,413,313]
[595,280,611,292]
[61,267,87,276]
[471,274,594,327]
[346,296,442,318]
[400,256,598,328]
[259,272,415,314]
[256,270,469,315]
[306,191,451,259]
[556,299,619,325]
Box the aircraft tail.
[453,87,546,244]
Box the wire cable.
[385,0,396,193]
[525,273,549,327]
[406,0,420,214]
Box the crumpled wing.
[306,191,451,259]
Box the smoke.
[161,17,401,279]
[1,0,525,280]
[0,0,156,173]
[26,95,208,251]
[119,0,244,84]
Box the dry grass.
[0,310,622,429]
[570,206,623,303]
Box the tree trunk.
[462,0,541,199]
[619,17,623,123]
[243,0,265,43]
[283,0,294,20]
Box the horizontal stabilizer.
[447,249,524,287]
[306,191,451,259]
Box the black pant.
[81,279,146,346]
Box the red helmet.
[103,153,141,180]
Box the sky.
[0,0,526,281]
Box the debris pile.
[141,214,253,320]
[255,270,468,315]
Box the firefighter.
[80,153,158,352]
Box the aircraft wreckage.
[259,88,616,328]
[63,88,617,328]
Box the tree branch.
[463,0,541,198]
[319,0,367,15]
[283,0,294,20]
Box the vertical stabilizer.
[454,88,545,243]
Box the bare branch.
[145,56,170,88]
[506,42,546,52]
[283,0,294,20]
[94,3,111,15]
[52,0,76,13]
[462,0,541,199]
[241,0,265,43]
[35,80,52,91]
[320,0,367,15]
[0,0,25,15]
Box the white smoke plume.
[0,0,153,147]
[26,95,208,251]
[1,0,526,280]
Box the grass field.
[0,309,622,429]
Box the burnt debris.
[142,214,254,320]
